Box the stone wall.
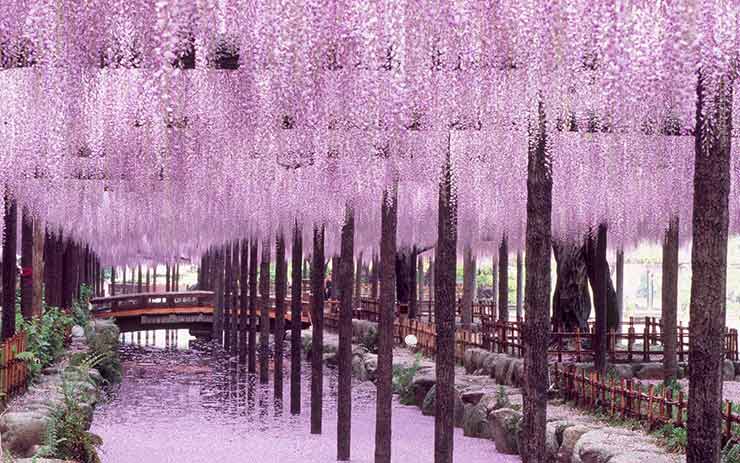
[0,319,119,462]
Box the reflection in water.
[93,330,519,463]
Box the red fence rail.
[0,332,29,403]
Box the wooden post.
[375,187,397,462]
[337,207,354,461]
[275,233,287,405]
[461,245,474,329]
[239,240,249,364]
[259,237,271,384]
[290,222,303,415]
[20,207,33,320]
[498,236,509,322]
[594,224,608,374]
[2,193,17,340]
[224,243,233,351]
[516,250,523,320]
[310,225,325,434]
[662,217,679,381]
[212,249,224,342]
[248,240,258,373]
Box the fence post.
[643,317,650,362]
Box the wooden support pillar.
[230,243,239,354]
[662,218,679,381]
[20,207,33,320]
[31,219,44,316]
[516,250,523,320]
[165,263,170,292]
[239,240,249,364]
[111,266,116,296]
[224,243,233,351]
[461,245,474,329]
[594,224,608,374]
[498,235,509,322]
[248,240,258,373]
[354,251,363,306]
[212,249,224,342]
[275,233,287,405]
[137,265,142,293]
[290,222,303,415]
[61,240,77,310]
[259,237,271,384]
[146,267,151,292]
[434,147,456,463]
[2,193,17,340]
[310,225,325,434]
[337,207,354,461]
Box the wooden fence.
[553,364,740,445]
[0,332,29,404]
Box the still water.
[91,329,520,463]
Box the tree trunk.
[498,236,509,322]
[687,75,732,463]
[375,188,397,463]
[165,264,170,292]
[616,248,624,332]
[428,257,435,323]
[137,265,142,293]
[2,193,17,340]
[31,222,43,316]
[395,248,411,312]
[230,243,239,353]
[239,240,249,364]
[259,238,271,384]
[520,101,551,463]
[20,207,32,320]
[248,240,258,373]
[408,249,418,319]
[275,233,287,403]
[583,230,620,332]
[552,240,591,331]
[417,255,424,308]
[434,144,456,463]
[516,251,523,320]
[461,245,474,329]
[290,222,303,415]
[61,240,77,310]
[662,217,679,381]
[593,224,608,374]
[111,266,116,296]
[370,253,379,300]
[354,251,363,306]
[311,225,325,434]
[146,266,151,292]
[337,207,354,461]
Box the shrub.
[16,307,74,380]
[494,385,511,410]
[655,424,687,452]
[723,442,740,463]
[359,327,378,354]
[392,353,422,405]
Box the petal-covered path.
[91,335,520,463]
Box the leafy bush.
[494,385,511,410]
[392,353,422,405]
[71,284,93,328]
[723,442,740,463]
[655,424,687,452]
[16,307,74,380]
[86,321,122,384]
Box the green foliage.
[16,307,74,381]
[303,335,313,356]
[654,424,687,452]
[36,377,102,463]
[653,378,683,396]
[392,353,422,405]
[723,442,740,463]
[86,322,122,384]
[494,385,511,410]
[71,284,93,328]
[359,327,378,354]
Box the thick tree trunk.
[552,240,591,331]
[687,76,732,463]
[395,248,411,311]
[2,193,17,340]
[290,223,303,415]
[248,240,258,373]
[275,234,286,403]
[354,251,363,306]
[20,207,32,320]
[375,188,397,463]
[311,225,325,434]
[520,102,551,463]
[337,207,354,461]
[662,217,679,381]
[516,251,523,320]
[259,238,271,384]
[434,145,456,463]
[461,245,474,329]
[616,249,624,333]
[498,236,509,322]
[584,230,620,332]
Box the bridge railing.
[91,291,215,313]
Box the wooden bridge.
[90,291,312,334]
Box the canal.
[91,329,520,463]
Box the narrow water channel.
[91,330,520,463]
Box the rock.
[464,348,488,374]
[323,351,338,366]
[461,389,486,406]
[546,421,568,462]
[364,354,378,381]
[0,411,51,457]
[608,452,677,463]
[71,325,85,338]
[634,363,665,380]
[558,424,599,463]
[494,357,513,385]
[462,400,492,438]
[573,428,664,463]
[509,359,524,387]
[608,364,635,380]
[734,361,740,376]
[15,459,76,463]
[351,354,368,381]
[410,367,436,406]
[724,360,736,380]
[421,385,465,427]
[489,408,522,455]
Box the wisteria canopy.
[0,1,738,263]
